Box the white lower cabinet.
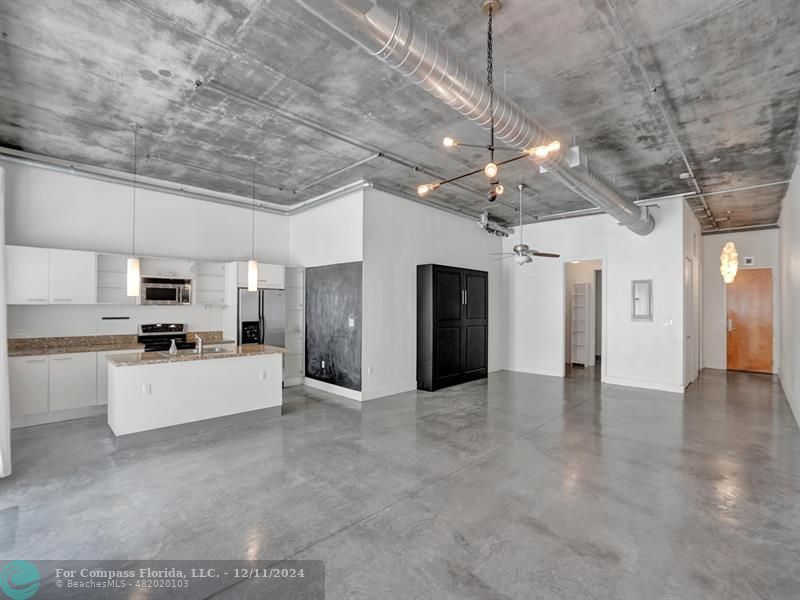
[9,357,49,416]
[48,352,97,411]
[96,350,135,405]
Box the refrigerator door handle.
[259,291,265,345]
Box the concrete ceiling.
[0,0,798,230]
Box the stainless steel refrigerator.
[237,288,286,347]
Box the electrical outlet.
[348,317,355,328]
[321,360,325,369]
[259,369,267,381]
[142,383,152,396]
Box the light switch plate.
[348,317,355,328]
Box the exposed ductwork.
[296,0,655,235]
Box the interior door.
[727,268,773,373]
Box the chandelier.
[416,0,561,202]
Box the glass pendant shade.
[720,242,739,284]
[126,258,140,297]
[247,259,258,292]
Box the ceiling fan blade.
[530,251,561,258]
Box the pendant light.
[247,158,258,292]
[415,1,561,202]
[126,125,140,297]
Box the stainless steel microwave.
[140,278,192,305]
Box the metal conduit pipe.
[296,0,655,235]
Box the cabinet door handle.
[52,298,72,302]
[52,357,72,361]
[25,359,46,363]
[27,298,47,302]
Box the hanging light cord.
[251,158,256,259]
[487,6,494,162]
[131,125,137,256]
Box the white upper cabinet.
[140,257,195,278]
[234,261,285,289]
[5,245,97,305]
[5,245,49,304]
[48,248,97,304]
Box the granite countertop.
[8,331,225,358]
[106,344,286,367]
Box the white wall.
[702,229,780,372]
[287,190,365,399]
[779,160,800,427]
[0,167,11,477]
[504,199,686,393]
[2,159,289,263]
[564,260,601,364]
[288,191,363,267]
[683,202,702,384]
[361,188,503,400]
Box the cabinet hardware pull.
[52,298,72,302]
[53,357,72,361]
[26,359,46,363]
[27,298,47,302]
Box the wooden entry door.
[727,268,773,373]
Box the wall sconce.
[720,242,739,284]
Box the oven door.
[141,283,181,305]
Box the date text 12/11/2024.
[9,560,325,600]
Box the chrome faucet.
[196,335,203,354]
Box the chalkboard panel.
[305,261,362,391]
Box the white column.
[0,166,11,477]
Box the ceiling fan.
[492,184,560,265]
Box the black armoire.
[417,264,488,391]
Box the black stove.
[138,323,196,353]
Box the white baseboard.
[304,378,363,401]
[505,365,564,378]
[602,375,684,394]
[12,404,107,429]
[361,380,418,401]
[283,377,304,388]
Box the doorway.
[564,260,602,380]
[727,268,773,373]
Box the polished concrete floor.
[1,369,799,599]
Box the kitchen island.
[107,344,285,448]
